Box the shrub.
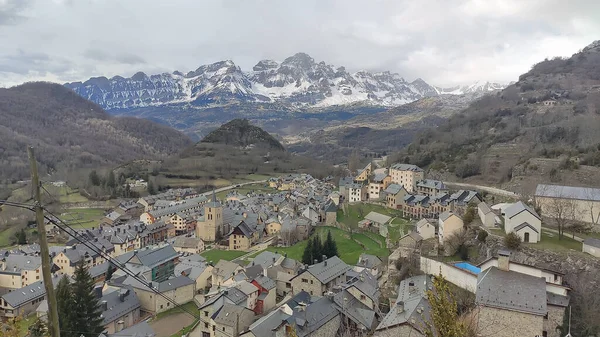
[477,230,488,242]
[504,232,522,250]
[458,244,469,260]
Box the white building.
[504,201,541,243]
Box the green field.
[155,301,199,321]
[17,313,37,336]
[58,208,106,229]
[387,218,413,242]
[200,249,247,262]
[528,229,583,251]
[337,203,402,229]
[266,226,389,265]
[0,227,18,247]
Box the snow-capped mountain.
[65,53,443,110]
[434,81,507,95]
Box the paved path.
[200,180,268,197]
[444,181,520,198]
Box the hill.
[396,40,600,191]
[200,119,285,151]
[0,82,192,181]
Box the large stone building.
[291,256,350,296]
[197,192,224,242]
[0,255,44,293]
[389,164,424,193]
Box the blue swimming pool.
[454,262,481,274]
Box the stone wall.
[419,256,477,293]
[476,306,543,337]
[310,314,342,337]
[545,305,566,337]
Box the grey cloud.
[0,0,599,87]
[0,49,72,75]
[0,0,32,26]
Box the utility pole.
[28,146,61,337]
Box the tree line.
[301,230,338,265]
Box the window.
[205,311,209,317]
[205,323,209,329]
[310,280,313,284]
[222,327,225,332]
[360,295,366,300]
[167,302,170,307]
[160,305,164,309]
[302,278,308,283]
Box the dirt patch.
[150,313,195,337]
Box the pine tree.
[301,239,313,265]
[147,179,156,195]
[29,317,48,337]
[16,228,27,244]
[88,170,101,186]
[71,262,104,337]
[323,230,338,258]
[106,170,116,188]
[56,275,74,337]
[311,236,323,263]
[105,263,116,281]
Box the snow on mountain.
[65,53,499,111]
[434,81,507,95]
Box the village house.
[448,190,482,215]
[583,238,600,257]
[291,256,350,296]
[359,211,391,232]
[0,275,60,319]
[438,211,464,245]
[368,172,391,200]
[250,275,277,314]
[175,260,213,293]
[173,237,205,255]
[354,162,373,183]
[475,266,547,337]
[384,183,407,209]
[324,202,338,226]
[212,260,244,287]
[100,287,141,334]
[375,275,432,337]
[167,213,196,235]
[332,271,379,333]
[235,280,260,310]
[114,245,179,282]
[477,201,496,227]
[213,304,255,337]
[398,232,423,249]
[415,218,436,240]
[401,194,431,219]
[353,254,383,278]
[338,177,354,201]
[121,275,195,314]
[52,241,113,276]
[228,221,259,251]
[503,201,542,243]
[415,179,447,196]
[389,164,424,193]
[535,184,600,224]
[348,183,367,203]
[101,210,131,227]
[140,195,207,224]
[281,295,341,337]
[0,255,45,293]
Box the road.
[200,180,268,197]
[444,181,520,199]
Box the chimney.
[101,300,108,311]
[498,249,511,271]
[314,259,318,265]
[359,273,364,282]
[397,301,404,313]
[119,292,126,302]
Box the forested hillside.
[395,41,600,187]
[0,82,192,181]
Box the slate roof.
[122,275,194,293]
[399,232,423,242]
[504,201,540,220]
[302,256,350,284]
[372,172,388,183]
[1,275,61,308]
[583,238,600,248]
[248,306,291,337]
[100,287,141,325]
[253,275,276,290]
[535,184,600,201]
[513,222,539,233]
[293,296,340,337]
[449,190,480,205]
[89,261,110,279]
[356,254,382,269]
[383,183,404,195]
[416,179,446,190]
[148,195,207,218]
[390,164,423,172]
[108,322,155,337]
[251,251,282,268]
[174,261,209,280]
[364,211,391,225]
[224,287,248,305]
[439,211,458,222]
[213,260,241,279]
[546,292,570,307]
[376,275,432,333]
[244,264,264,279]
[324,202,338,213]
[237,280,259,295]
[416,218,435,229]
[476,267,547,316]
[213,304,253,326]
[0,254,41,274]
[124,245,179,268]
[333,289,376,329]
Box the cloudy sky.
[1,0,599,87]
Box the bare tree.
[585,189,600,225]
[545,196,577,240]
[279,228,300,247]
[348,150,361,175]
[568,273,600,336]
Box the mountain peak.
[253,59,279,72]
[582,40,600,53]
[281,52,315,68]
